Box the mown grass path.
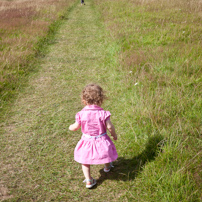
[0,1,128,201]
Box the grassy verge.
[93,0,202,201]
[0,0,76,106]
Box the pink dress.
[74,105,118,164]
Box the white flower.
[134,82,138,86]
[129,71,132,74]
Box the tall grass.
[94,0,202,200]
[0,0,75,104]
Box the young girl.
[69,84,118,188]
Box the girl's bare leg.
[104,163,110,171]
[82,164,91,184]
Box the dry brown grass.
[129,0,202,11]
[0,0,73,90]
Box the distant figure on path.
[81,0,85,5]
[69,84,118,188]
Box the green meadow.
[0,0,201,201]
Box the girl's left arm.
[69,122,81,131]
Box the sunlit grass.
[94,0,202,201]
[0,0,201,201]
[0,0,75,101]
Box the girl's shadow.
[97,134,164,185]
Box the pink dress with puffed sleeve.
[74,105,118,164]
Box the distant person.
[69,84,118,188]
[81,0,85,5]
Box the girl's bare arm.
[69,122,80,131]
[106,119,117,140]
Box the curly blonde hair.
[82,84,106,106]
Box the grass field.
[0,0,75,103]
[0,0,201,201]
[93,0,202,200]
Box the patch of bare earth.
[0,181,13,201]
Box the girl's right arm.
[106,119,117,140]
[69,122,80,131]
